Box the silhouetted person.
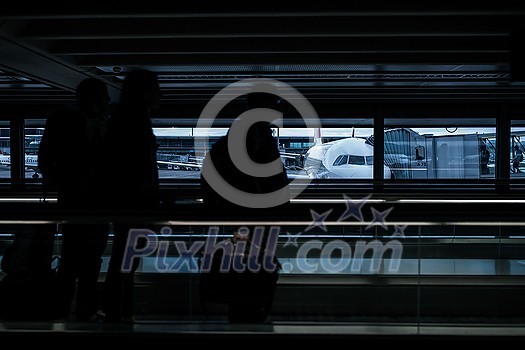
[100,69,161,323]
[201,93,290,208]
[38,77,111,321]
[200,92,289,323]
[480,145,490,175]
[513,145,523,174]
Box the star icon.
[305,208,333,232]
[283,231,302,247]
[365,206,394,230]
[338,194,371,222]
[391,225,407,238]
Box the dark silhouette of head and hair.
[101,68,161,323]
[115,68,161,116]
[75,77,111,115]
[201,92,289,208]
[103,69,161,203]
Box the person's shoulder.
[48,105,79,117]
[212,136,234,157]
[46,105,82,125]
[209,135,228,151]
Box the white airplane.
[0,151,41,178]
[301,129,392,179]
[157,159,202,170]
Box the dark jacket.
[38,106,108,208]
[101,111,160,211]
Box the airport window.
[0,124,10,179]
[0,121,42,180]
[23,119,522,183]
[510,122,525,178]
[25,119,525,183]
[154,126,376,180]
[24,121,45,180]
[154,127,227,180]
[383,120,496,180]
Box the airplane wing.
[0,155,40,171]
[24,164,40,170]
[0,154,41,178]
[157,160,202,169]
[280,153,301,160]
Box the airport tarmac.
[0,168,310,180]
[1,167,524,180]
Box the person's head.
[516,145,520,151]
[76,78,110,115]
[245,92,283,134]
[119,69,161,112]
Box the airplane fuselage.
[0,154,39,171]
[304,137,392,179]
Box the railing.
[0,197,524,324]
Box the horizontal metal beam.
[0,33,121,101]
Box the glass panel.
[510,125,525,177]
[348,155,365,165]
[24,121,45,179]
[154,127,378,180]
[1,211,525,324]
[332,155,348,166]
[0,125,10,179]
[0,120,48,181]
[384,120,496,179]
[155,127,227,180]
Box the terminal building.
[0,4,524,344]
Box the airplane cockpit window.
[333,155,349,166]
[348,155,366,165]
[332,155,369,166]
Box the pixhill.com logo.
[120,194,404,274]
